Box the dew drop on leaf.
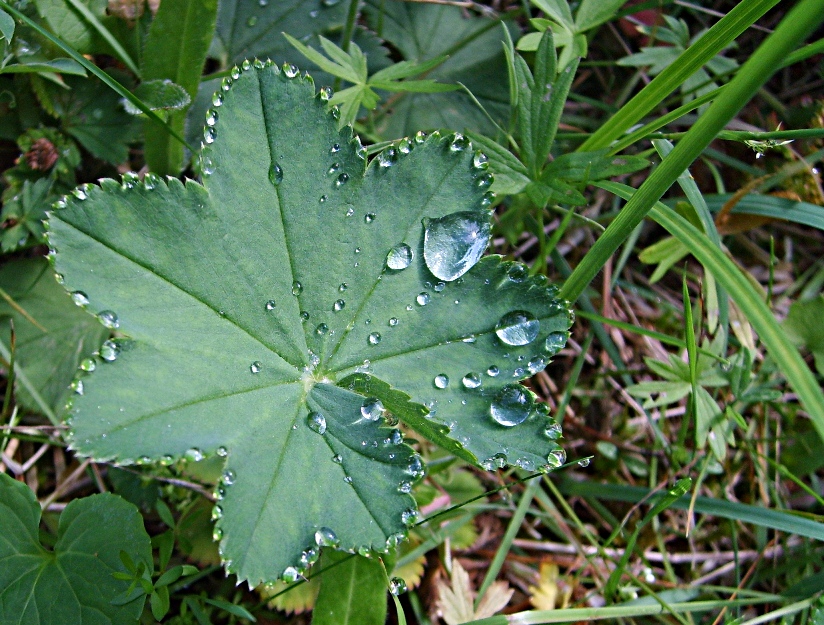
[185,448,204,462]
[578,457,591,467]
[335,173,349,186]
[307,411,326,434]
[265,299,276,311]
[333,299,345,312]
[250,361,262,373]
[545,331,567,354]
[338,282,348,292]
[507,264,528,282]
[291,281,303,296]
[72,291,89,306]
[282,566,300,583]
[222,469,236,485]
[461,373,481,389]
[490,384,532,427]
[433,374,449,389]
[495,311,539,346]
[315,527,339,547]
[212,505,223,520]
[449,132,470,152]
[365,213,376,223]
[416,292,430,306]
[98,310,119,329]
[423,212,491,281]
[388,317,399,327]
[528,355,547,374]
[315,323,328,335]
[284,64,299,78]
[386,243,412,270]
[320,87,333,101]
[473,152,489,170]
[213,527,223,541]
[246,16,257,27]
[99,340,118,362]
[401,508,419,526]
[486,365,499,377]
[328,162,340,175]
[332,454,342,464]
[546,448,566,469]
[368,332,381,345]
[398,481,412,494]
[216,446,229,457]
[414,130,427,144]
[269,162,283,186]
[360,398,384,421]
[378,148,397,167]
[80,358,96,372]
[389,577,408,595]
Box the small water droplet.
[378,147,397,167]
[265,299,276,311]
[338,283,348,293]
[336,173,349,186]
[72,187,88,201]
[320,86,333,101]
[578,457,591,468]
[247,15,257,26]
[203,127,216,144]
[449,132,470,152]
[206,109,218,127]
[545,331,567,354]
[360,398,384,421]
[414,130,427,144]
[284,63,299,78]
[365,213,376,223]
[80,358,96,372]
[185,448,204,462]
[212,527,223,541]
[222,469,236,485]
[300,547,319,568]
[220,77,233,92]
[473,151,489,170]
[389,577,408,595]
[528,355,547,374]
[476,172,493,189]
[315,323,328,335]
[462,334,476,343]
[97,310,119,329]
[490,384,532,426]
[462,372,481,389]
[315,527,339,547]
[211,92,224,107]
[250,361,262,373]
[433,374,449,389]
[401,508,419,526]
[368,332,381,345]
[333,299,345,312]
[546,448,566,469]
[495,311,539,346]
[71,380,84,395]
[269,162,283,185]
[332,454,342,463]
[423,212,491,281]
[72,291,89,306]
[307,411,327,434]
[217,446,229,457]
[282,566,300,583]
[291,281,303,296]
[385,243,412,270]
[328,162,341,175]
[416,292,430,306]
[507,264,528,282]
[212,506,223,521]
[300,311,310,321]
[398,481,412,494]
[99,340,118,362]
[388,317,399,327]
[343,475,353,484]
[544,421,562,439]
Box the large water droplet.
[364,213,376,224]
[368,332,381,345]
[269,162,283,185]
[416,292,430,306]
[462,373,481,389]
[333,299,345,312]
[98,310,119,329]
[423,212,491,281]
[320,87,333,101]
[401,508,419,526]
[495,311,539,346]
[282,566,300,583]
[307,411,327,434]
[72,291,89,306]
[99,340,118,362]
[546,448,566,469]
[315,527,339,547]
[360,398,384,421]
[528,355,547,374]
[490,384,532,426]
[389,577,408,596]
[486,365,499,377]
[449,133,470,152]
[284,63,299,78]
[433,374,449,389]
[335,173,349,186]
[386,243,412,270]
[388,317,398,327]
[545,331,567,354]
[378,148,397,167]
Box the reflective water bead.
[72,291,89,306]
[490,384,532,427]
[203,126,216,144]
[398,481,412,494]
[315,527,339,548]
[99,340,118,362]
[343,475,353,484]
[211,92,224,107]
[378,147,397,167]
[269,162,284,185]
[364,213,376,223]
[319,86,333,101]
[385,243,413,270]
[367,332,381,345]
[216,446,229,457]
[398,138,412,154]
[434,282,446,292]
[284,63,299,78]
[300,311,310,321]
[528,355,547,374]
[333,299,345,312]
[462,334,476,343]
[360,397,384,421]
[476,173,493,189]
[222,469,236,485]
[449,133,470,151]
[423,212,491,281]
[206,109,218,126]
[401,508,419,526]
[389,577,408,596]
[212,527,223,541]
[185,448,204,462]
[98,310,119,329]
[545,331,567,354]
[265,299,276,311]
[71,380,84,395]
[328,162,341,174]
[291,281,303,296]
[79,358,96,372]
[345,207,354,217]
[462,373,481,389]
[407,455,424,478]
[388,317,399,327]
[578,457,591,468]
[332,453,342,463]
[211,505,223,520]
[335,173,349,186]
[473,151,489,170]
[495,311,540,346]
[416,292,430,306]
[507,263,528,282]
[546,448,566,468]
[307,411,327,434]
[315,323,329,335]
[433,374,449,389]
[282,567,300,583]
[414,130,427,144]
[220,77,232,91]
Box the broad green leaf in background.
[0,178,53,252]
[0,258,108,422]
[362,0,514,138]
[0,7,14,41]
[784,295,824,376]
[124,79,191,115]
[312,551,387,625]
[0,473,152,624]
[48,63,571,585]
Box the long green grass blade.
[600,181,824,446]
[64,0,139,75]
[560,0,824,303]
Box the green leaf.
[48,64,571,586]
[465,132,530,196]
[142,0,217,175]
[285,33,363,84]
[33,0,107,53]
[0,8,13,41]
[0,258,108,422]
[0,58,86,75]
[574,0,626,31]
[124,79,192,115]
[530,0,574,30]
[0,473,152,623]
[784,295,824,376]
[0,178,53,252]
[312,551,387,625]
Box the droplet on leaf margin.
[269,162,284,185]
[495,311,539,346]
[545,331,567,354]
[490,384,532,427]
[307,411,327,434]
[360,397,384,421]
[423,212,491,281]
[389,577,408,595]
[315,527,339,547]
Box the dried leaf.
[436,560,513,625]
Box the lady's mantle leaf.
[0,473,152,624]
[47,61,571,586]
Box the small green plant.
[47,62,572,585]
